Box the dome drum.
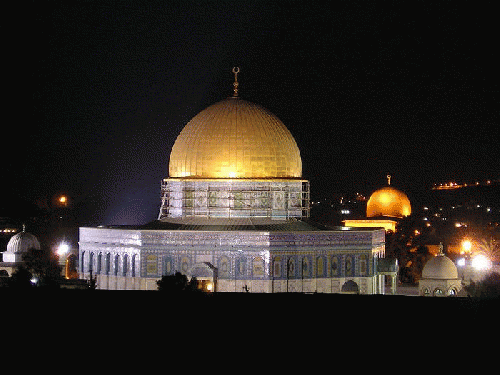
[161,91,309,221]
[159,178,310,220]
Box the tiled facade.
[79,226,386,293]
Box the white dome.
[7,231,41,253]
[3,227,41,263]
[421,254,458,280]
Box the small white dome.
[422,254,458,280]
[7,231,41,253]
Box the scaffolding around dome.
[159,178,310,220]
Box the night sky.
[24,1,499,225]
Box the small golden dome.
[366,186,411,218]
[169,97,302,179]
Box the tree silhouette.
[13,247,63,288]
[157,272,200,293]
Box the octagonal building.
[79,69,387,293]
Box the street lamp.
[462,239,472,253]
[57,242,70,256]
[471,254,492,271]
[58,195,68,207]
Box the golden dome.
[366,186,411,218]
[169,97,302,179]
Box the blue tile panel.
[79,227,384,280]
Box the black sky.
[24,0,499,225]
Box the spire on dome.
[387,174,392,185]
[232,67,240,97]
[437,242,444,256]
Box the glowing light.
[228,171,237,178]
[471,254,492,271]
[457,258,466,267]
[462,240,472,253]
[206,282,213,292]
[57,242,70,256]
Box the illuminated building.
[79,68,389,293]
[344,175,411,232]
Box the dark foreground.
[5,289,496,318]
[6,290,495,351]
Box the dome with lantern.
[366,175,411,218]
[421,252,458,280]
[419,243,461,297]
[3,225,41,263]
[159,68,310,221]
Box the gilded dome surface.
[422,254,458,280]
[366,186,411,218]
[169,97,302,179]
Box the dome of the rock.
[168,97,302,179]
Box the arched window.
[114,255,120,276]
[97,253,102,274]
[131,255,136,277]
[89,252,94,272]
[316,256,325,277]
[105,253,111,275]
[433,288,443,296]
[66,254,78,279]
[123,254,128,276]
[273,256,282,278]
[341,280,359,293]
[80,251,86,273]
